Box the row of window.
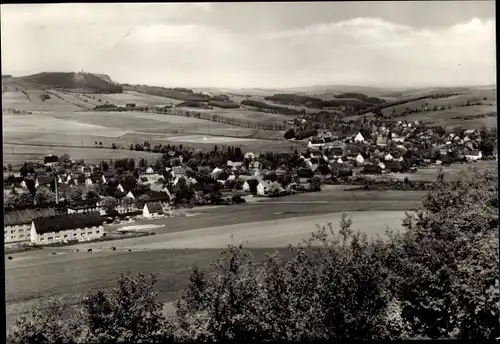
[5,227,29,234]
[8,234,25,239]
[39,230,100,241]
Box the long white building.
[30,212,104,245]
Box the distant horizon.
[2,70,496,92]
[1,2,495,89]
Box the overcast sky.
[1,2,496,89]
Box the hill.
[2,72,123,94]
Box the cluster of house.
[306,122,490,174]
[2,152,309,246]
[4,123,493,248]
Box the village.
[3,118,497,249]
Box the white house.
[249,161,262,176]
[146,167,155,174]
[355,154,365,165]
[337,158,343,164]
[142,202,164,218]
[354,132,365,143]
[256,181,270,196]
[376,135,388,147]
[67,200,100,214]
[211,167,224,176]
[242,181,251,192]
[257,180,282,196]
[465,150,482,161]
[30,212,104,245]
[384,153,394,161]
[138,173,162,185]
[4,208,56,245]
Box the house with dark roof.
[30,212,104,245]
[4,208,56,244]
[125,189,170,204]
[81,166,94,177]
[35,175,54,189]
[44,155,59,167]
[67,199,100,214]
[383,161,403,173]
[102,170,117,183]
[363,164,382,175]
[142,201,164,218]
[20,177,36,192]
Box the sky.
[1,2,496,89]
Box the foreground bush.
[8,169,499,341]
[8,274,174,344]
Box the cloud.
[0,5,495,88]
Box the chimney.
[55,174,59,205]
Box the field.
[2,89,86,112]
[387,105,496,128]
[5,186,424,327]
[342,88,497,129]
[3,143,162,167]
[3,109,300,166]
[181,106,295,124]
[381,89,496,116]
[96,91,184,107]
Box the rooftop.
[4,207,56,226]
[33,212,103,235]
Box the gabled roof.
[145,201,163,214]
[354,132,365,141]
[384,160,402,171]
[88,175,101,183]
[364,164,382,172]
[33,212,103,235]
[4,207,56,226]
[103,170,117,178]
[68,199,98,209]
[37,175,54,185]
[44,155,59,163]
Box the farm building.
[4,207,56,245]
[44,155,59,167]
[143,202,164,218]
[30,212,104,245]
